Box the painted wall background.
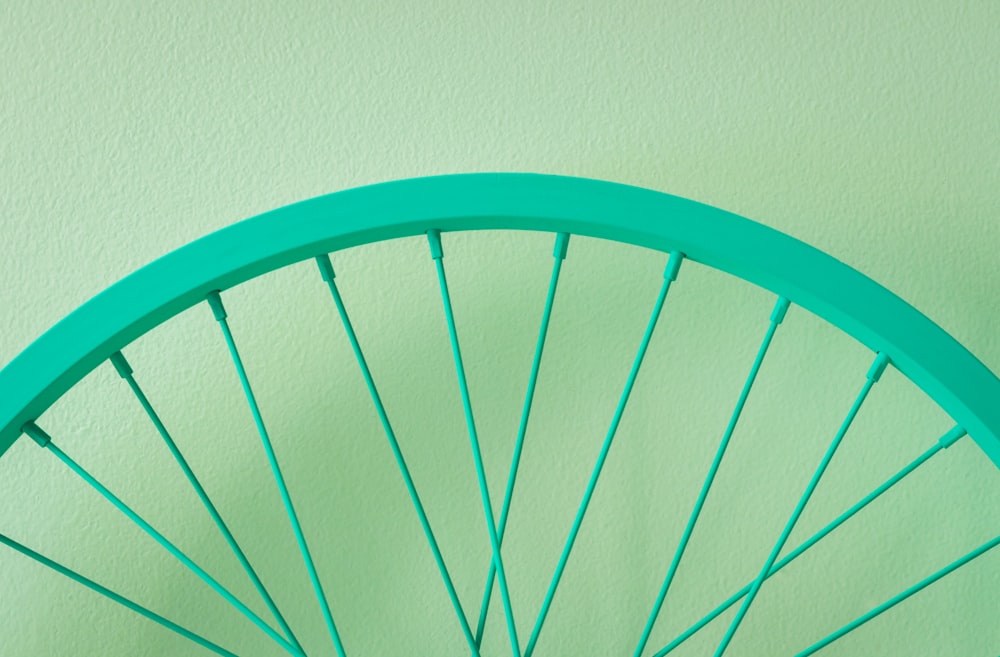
[1,2,998,656]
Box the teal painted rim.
[1,173,998,466]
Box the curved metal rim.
[1,172,998,466]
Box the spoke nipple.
[109,351,132,379]
[663,251,684,281]
[553,232,571,260]
[866,352,891,382]
[21,421,52,448]
[206,291,228,322]
[938,425,967,449]
[427,229,444,260]
[770,297,791,324]
[316,254,336,283]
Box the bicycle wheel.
[0,173,997,656]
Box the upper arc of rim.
[1,172,997,466]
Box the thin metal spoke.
[653,425,967,657]
[207,292,346,657]
[314,254,482,656]
[712,352,891,657]
[0,531,241,657]
[109,351,305,656]
[795,531,1000,656]
[524,251,685,657]
[20,422,301,657]
[633,296,790,657]
[473,232,570,650]
[427,230,521,657]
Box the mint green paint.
[1,3,998,656]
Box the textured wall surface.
[1,2,998,656]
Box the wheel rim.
[0,173,996,656]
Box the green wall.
[1,2,998,656]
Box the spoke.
[473,232,570,650]
[524,251,685,657]
[207,292,346,657]
[427,230,521,657]
[795,531,1000,656]
[109,351,305,655]
[20,422,301,657]
[633,296,790,657]
[712,352,891,657]
[314,254,482,656]
[0,532,241,657]
[653,425,967,656]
